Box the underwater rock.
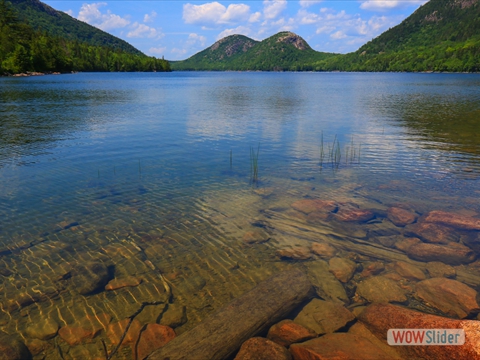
[374,235,398,248]
[328,257,357,283]
[359,261,385,278]
[306,211,331,224]
[311,243,337,259]
[347,322,403,359]
[106,319,143,347]
[291,199,338,215]
[136,303,167,325]
[294,299,355,335]
[394,237,421,252]
[24,339,49,356]
[4,285,59,313]
[234,337,292,360]
[25,318,59,340]
[149,269,313,360]
[267,320,316,347]
[135,324,176,360]
[176,276,206,294]
[335,207,375,223]
[289,333,393,360]
[105,276,142,291]
[404,222,459,244]
[253,188,274,197]
[70,261,110,295]
[359,303,480,359]
[305,260,348,303]
[160,304,187,329]
[276,247,312,260]
[406,242,476,265]
[393,261,426,281]
[425,261,456,279]
[423,210,480,231]
[387,207,417,227]
[415,278,480,319]
[242,231,270,244]
[461,231,480,253]
[58,313,111,346]
[0,333,32,360]
[356,276,407,303]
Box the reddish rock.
[105,276,142,291]
[356,276,407,303]
[267,320,316,347]
[289,333,394,360]
[277,247,312,260]
[359,303,480,360]
[25,338,49,356]
[387,207,417,227]
[347,322,403,359]
[58,313,111,346]
[134,324,175,360]
[393,261,425,281]
[425,261,456,279]
[294,299,355,335]
[311,243,337,258]
[335,207,375,223]
[404,222,458,244]
[234,337,292,360]
[106,319,143,346]
[306,212,331,224]
[360,262,385,278]
[415,278,479,318]
[291,199,337,215]
[406,242,476,265]
[423,210,480,231]
[328,257,356,283]
[242,231,270,244]
[394,237,421,252]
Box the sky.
[42,0,427,60]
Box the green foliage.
[0,0,170,74]
[172,32,336,71]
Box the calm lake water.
[1,72,480,359]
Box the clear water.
[1,72,480,358]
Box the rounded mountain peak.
[275,32,310,50]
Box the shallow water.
[1,72,480,359]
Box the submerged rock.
[135,324,176,360]
[291,199,337,215]
[393,261,426,281]
[70,261,110,295]
[25,318,59,340]
[58,313,111,346]
[160,304,187,329]
[328,257,357,283]
[406,242,476,265]
[107,319,143,347]
[415,278,480,318]
[423,210,480,231]
[356,276,407,303]
[311,242,337,259]
[242,231,270,244]
[347,322,403,359]
[294,299,355,335]
[234,337,292,360]
[289,333,394,360]
[335,207,375,223]
[359,303,480,359]
[305,260,348,303]
[425,261,456,279]
[0,333,32,360]
[404,222,459,244]
[105,276,142,291]
[267,320,316,347]
[277,247,312,260]
[387,207,417,227]
[360,261,385,278]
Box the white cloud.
[77,3,130,31]
[65,9,74,16]
[127,22,161,38]
[299,0,323,8]
[263,0,287,20]
[330,31,347,40]
[249,12,262,23]
[187,33,207,47]
[171,48,188,55]
[183,2,251,25]
[217,25,253,40]
[149,47,166,55]
[297,9,319,24]
[144,11,157,23]
[360,0,426,11]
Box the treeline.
[0,0,170,74]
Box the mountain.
[0,0,170,74]
[315,0,480,71]
[9,0,143,55]
[172,32,336,71]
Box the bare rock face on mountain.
[210,36,256,58]
[276,32,309,50]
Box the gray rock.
[70,261,110,295]
[305,260,348,303]
[357,276,407,303]
[160,304,187,328]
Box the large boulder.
[234,337,292,360]
[422,211,480,231]
[267,320,316,347]
[415,278,480,318]
[359,303,480,359]
[356,276,407,303]
[406,242,476,265]
[387,207,417,227]
[404,222,459,244]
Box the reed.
[319,131,324,168]
[250,144,260,183]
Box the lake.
[1,72,480,358]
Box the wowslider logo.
[387,329,465,346]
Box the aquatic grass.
[319,131,325,168]
[250,144,260,184]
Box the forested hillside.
[0,0,170,75]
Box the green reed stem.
[319,131,324,168]
[250,144,260,183]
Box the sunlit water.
[1,72,480,359]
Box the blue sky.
[43,0,427,60]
